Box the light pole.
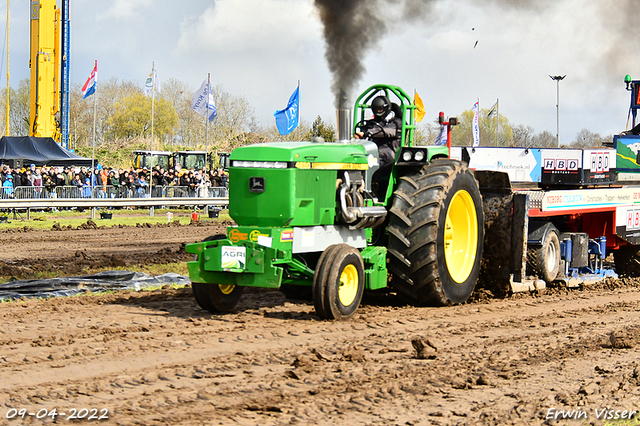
[549,75,566,147]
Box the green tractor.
[185,84,484,319]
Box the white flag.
[487,100,498,119]
[472,100,480,147]
[144,68,160,96]
[191,80,217,122]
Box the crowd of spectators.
[0,163,229,198]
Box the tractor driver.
[355,95,402,197]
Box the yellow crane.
[28,0,70,146]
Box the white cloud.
[98,0,153,21]
[177,0,321,54]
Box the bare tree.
[572,128,610,148]
[511,124,535,147]
[531,131,557,148]
[209,85,259,152]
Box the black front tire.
[312,244,365,320]
[192,283,244,313]
[192,234,244,313]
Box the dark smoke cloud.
[601,0,640,78]
[314,0,640,107]
[313,0,383,108]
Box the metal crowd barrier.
[2,185,228,200]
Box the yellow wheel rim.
[444,189,478,283]
[218,284,235,295]
[338,264,359,306]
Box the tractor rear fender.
[473,170,529,289]
[474,170,512,195]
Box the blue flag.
[434,124,448,146]
[191,79,217,122]
[274,86,300,135]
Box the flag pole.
[150,61,155,151]
[297,80,300,140]
[91,65,97,196]
[149,61,155,198]
[495,98,499,146]
[206,73,210,160]
[5,0,9,136]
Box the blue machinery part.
[560,236,616,280]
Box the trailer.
[451,146,626,292]
[185,82,640,320]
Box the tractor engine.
[228,139,385,229]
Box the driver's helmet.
[371,96,391,118]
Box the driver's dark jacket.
[362,112,402,151]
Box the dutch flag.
[82,60,98,99]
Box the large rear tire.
[312,244,365,320]
[387,159,484,306]
[613,245,640,277]
[192,234,244,313]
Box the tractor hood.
[229,141,374,169]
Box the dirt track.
[2,223,640,425]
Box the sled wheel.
[528,230,561,283]
[387,159,484,305]
[613,245,640,278]
[192,234,244,313]
[313,244,365,320]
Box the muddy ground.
[1,221,640,425]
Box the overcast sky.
[3,0,640,144]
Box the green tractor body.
[186,84,484,319]
[228,142,370,227]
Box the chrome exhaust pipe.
[336,108,352,141]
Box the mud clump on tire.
[476,193,514,298]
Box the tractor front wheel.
[312,244,365,320]
[192,234,244,313]
[192,282,244,313]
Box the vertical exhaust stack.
[336,109,352,141]
[336,90,352,141]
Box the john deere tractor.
[185,84,484,319]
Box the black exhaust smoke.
[313,0,439,109]
[313,0,640,107]
[314,0,384,109]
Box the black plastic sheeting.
[0,270,191,301]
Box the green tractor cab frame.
[353,84,450,204]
